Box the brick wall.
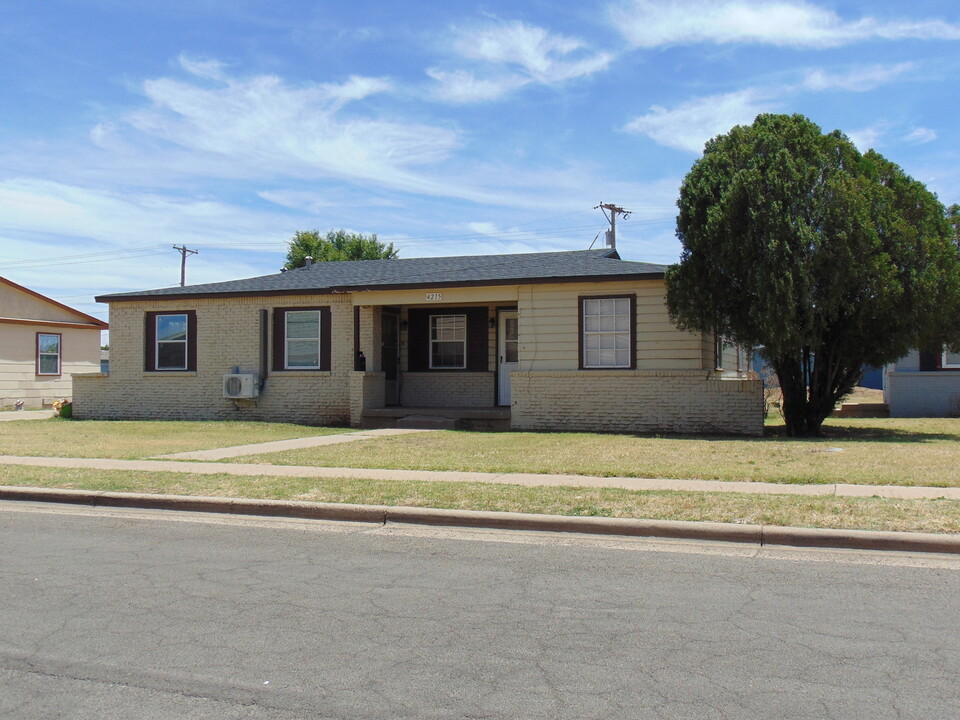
[350,371,385,425]
[74,295,353,425]
[400,372,494,407]
[511,370,764,436]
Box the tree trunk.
[774,353,862,437]
[774,357,826,437]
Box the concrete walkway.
[0,410,54,421]
[156,427,434,460]
[2,454,959,500]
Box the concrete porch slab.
[360,406,510,431]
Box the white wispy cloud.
[317,74,395,111]
[452,20,613,83]
[905,127,938,144]
[847,123,889,151]
[623,58,918,154]
[801,62,915,91]
[623,89,775,153]
[118,59,459,194]
[0,178,292,254]
[429,19,612,102]
[0,178,296,296]
[178,53,229,81]
[610,0,960,48]
[427,69,529,103]
[466,221,502,236]
[257,189,404,213]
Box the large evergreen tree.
[283,229,397,269]
[666,114,960,437]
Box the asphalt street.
[2,501,959,719]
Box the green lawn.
[3,464,960,534]
[225,418,960,488]
[0,419,353,459]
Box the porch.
[350,296,517,428]
[360,405,511,431]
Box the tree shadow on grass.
[762,423,960,443]
[619,421,960,444]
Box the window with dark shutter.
[407,307,489,372]
[145,311,197,371]
[272,307,332,371]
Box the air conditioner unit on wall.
[223,373,259,399]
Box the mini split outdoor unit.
[223,373,259,399]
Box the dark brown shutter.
[407,309,429,371]
[577,297,585,370]
[144,312,157,371]
[465,307,489,371]
[272,309,285,371]
[185,310,198,371]
[919,350,940,372]
[319,307,332,371]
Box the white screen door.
[498,311,518,405]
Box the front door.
[382,311,400,405]
[497,310,518,406]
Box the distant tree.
[666,113,960,437]
[948,204,960,248]
[283,229,398,269]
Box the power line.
[0,243,166,265]
[0,212,677,269]
[0,246,170,270]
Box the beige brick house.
[1,277,107,409]
[74,249,763,434]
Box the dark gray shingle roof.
[97,249,667,302]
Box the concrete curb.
[3,485,960,555]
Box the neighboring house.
[74,249,762,434]
[884,349,960,417]
[0,277,108,409]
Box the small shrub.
[52,399,73,419]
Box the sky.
[1,0,959,334]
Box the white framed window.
[430,314,466,369]
[581,296,633,369]
[37,333,61,376]
[285,310,321,369]
[943,350,960,369]
[156,314,188,370]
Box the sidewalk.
[156,427,432,460]
[0,410,54,422]
[2,453,959,500]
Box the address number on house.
[426,293,443,301]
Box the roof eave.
[333,271,666,293]
[94,271,665,303]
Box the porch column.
[350,305,385,426]
[355,305,381,371]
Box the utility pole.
[172,245,198,287]
[594,203,630,250]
